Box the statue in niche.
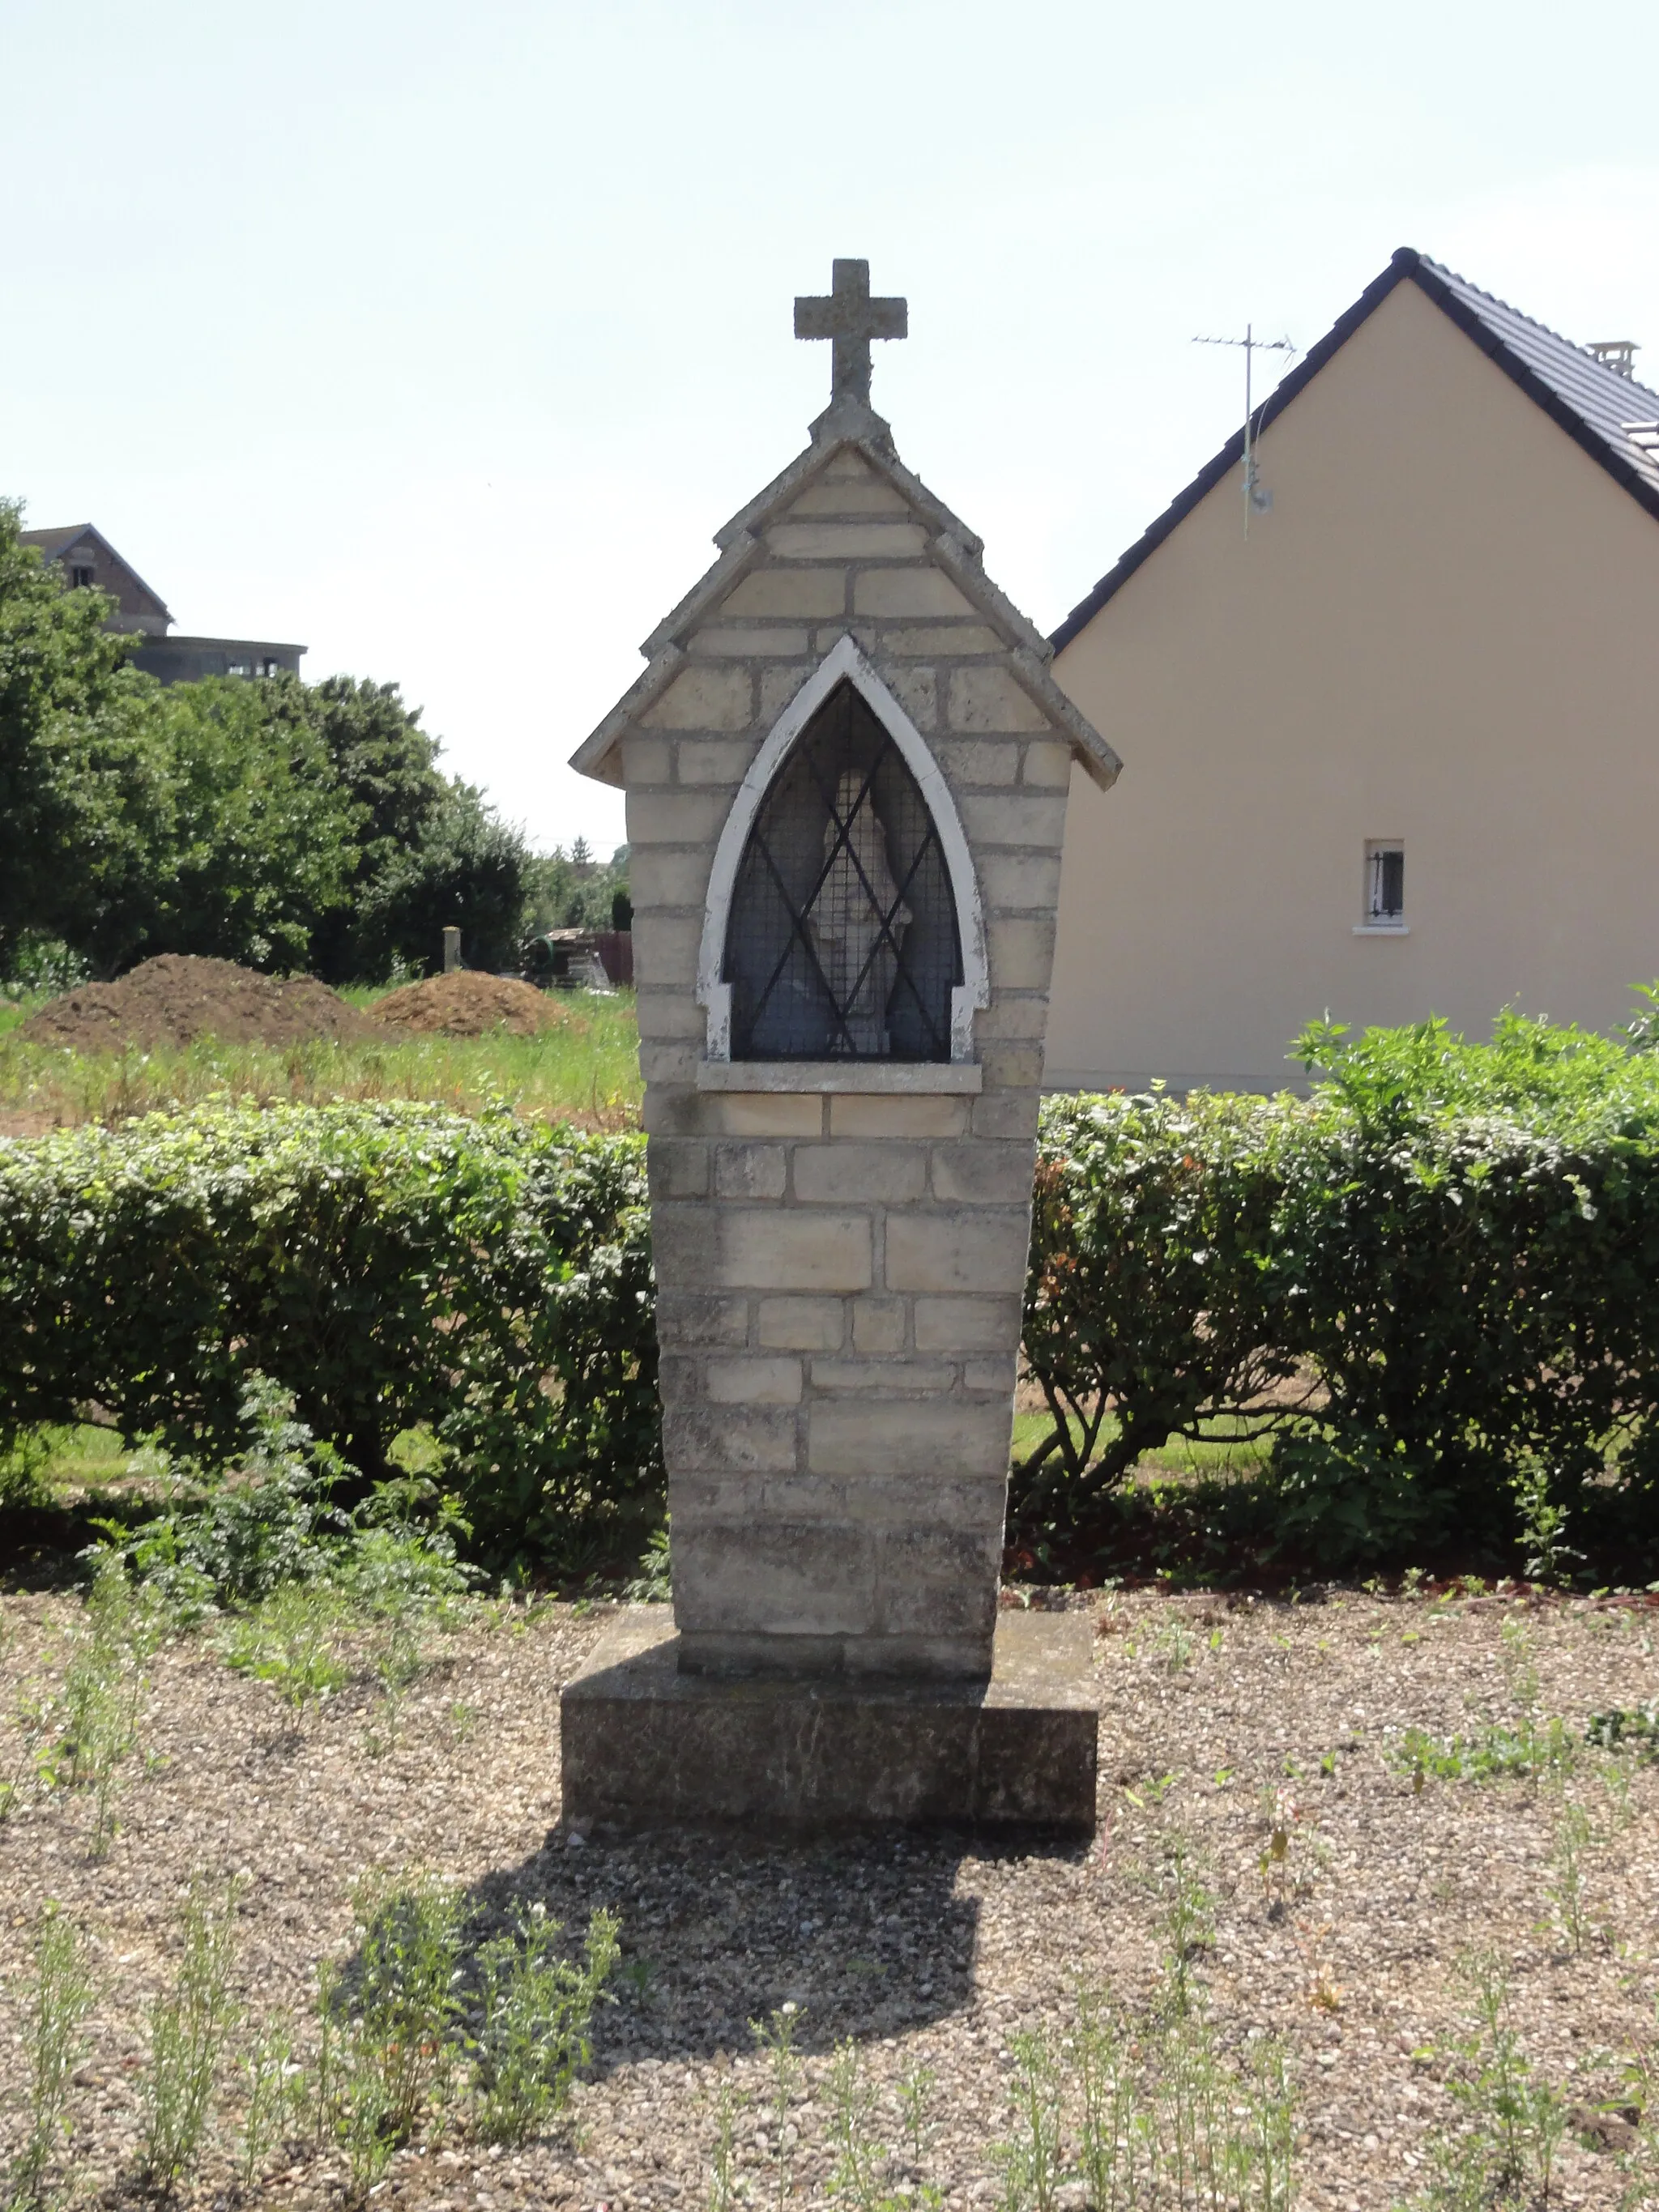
[808,768,911,1055]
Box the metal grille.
[724,682,962,1061]
[1367,845,1405,922]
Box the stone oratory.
[561,260,1120,1831]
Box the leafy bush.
[1021,1012,1659,1576]
[0,1102,658,1571]
[17,1005,1659,1584]
[1020,1089,1302,1507]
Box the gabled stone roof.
[570,401,1120,791]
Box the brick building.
[19,523,305,684]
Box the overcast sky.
[6,1,1657,857]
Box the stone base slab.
[559,1606,1097,1835]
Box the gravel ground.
[2,1585,1656,2209]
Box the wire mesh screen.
[724,681,962,1061]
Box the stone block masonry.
[629,449,1104,1676]
[569,390,1119,1695]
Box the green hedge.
[1021,1014,1659,1574]
[10,1010,1659,1583]
[0,1102,658,1567]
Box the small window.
[227,659,252,678]
[1365,842,1405,924]
[70,565,95,588]
[260,657,281,677]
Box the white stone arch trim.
[696,632,990,1064]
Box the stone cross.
[794,258,907,409]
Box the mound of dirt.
[369,971,566,1038]
[14,955,378,1053]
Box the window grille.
[723,680,962,1060]
[1367,843,1405,923]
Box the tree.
[303,676,443,980]
[144,677,357,970]
[350,777,530,978]
[0,501,157,975]
[522,845,631,936]
[2,504,533,986]
[289,675,531,982]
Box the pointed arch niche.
[696,635,989,1081]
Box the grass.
[1010,1406,1275,1487]
[0,987,642,1131]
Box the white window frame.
[694,632,990,1066]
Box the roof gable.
[18,522,174,624]
[1051,247,1659,652]
[571,408,1120,790]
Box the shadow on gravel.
[450,1825,1085,2069]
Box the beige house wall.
[1047,278,1659,1093]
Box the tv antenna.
[1193,324,1297,536]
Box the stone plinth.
[560,1606,1098,1835]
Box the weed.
[468,1904,620,2146]
[140,1875,245,2189]
[1545,1796,1596,1956]
[0,994,642,1130]
[1155,1619,1197,1671]
[336,1870,463,2140]
[1307,1960,1346,2014]
[1513,1454,1584,1584]
[1242,2036,1297,2212]
[1619,2002,1659,2207]
[1258,1789,1303,1913]
[828,2038,891,2210]
[706,2074,742,2212]
[1070,1982,1294,2212]
[1586,1702,1659,1757]
[1388,1715,1577,1789]
[363,1608,424,1755]
[1601,1753,1637,1831]
[40,1551,156,1854]
[236,2016,296,2189]
[335,2058,398,2201]
[1499,1617,1540,1713]
[750,2002,804,2207]
[625,1520,672,1603]
[1410,1950,1568,2208]
[223,1583,349,1724]
[0,1662,58,1827]
[697,1981,1296,2212]
[996,2030,1064,2212]
[5,1903,96,2207]
[1152,1830,1214,2015]
[1075,1985,1152,2211]
[1122,1770,1177,1809]
[897,2058,936,2167]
